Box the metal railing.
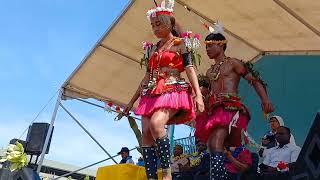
[173,136,196,154]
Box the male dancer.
[195,23,274,179]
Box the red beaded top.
[148,51,184,72]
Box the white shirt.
[263,143,301,168]
[171,157,189,172]
[261,133,297,159]
[126,158,135,164]
[289,134,296,145]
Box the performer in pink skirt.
[123,1,204,179]
[195,22,274,180]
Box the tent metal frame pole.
[273,0,320,37]
[99,44,140,64]
[264,50,320,56]
[37,90,63,173]
[168,125,175,155]
[64,95,141,121]
[53,147,137,180]
[59,103,118,164]
[249,52,265,62]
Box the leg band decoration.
[210,151,228,180]
[142,146,158,180]
[155,136,171,169]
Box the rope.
[17,89,60,140]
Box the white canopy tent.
[36,0,320,175]
[62,0,320,107]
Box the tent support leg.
[37,89,62,173]
[168,125,175,155]
[60,103,118,164]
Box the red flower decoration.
[142,41,152,50]
[224,102,231,107]
[230,96,240,101]
[181,31,192,38]
[277,161,288,170]
[201,21,210,31]
[107,102,113,107]
[234,102,242,108]
[194,34,201,40]
[116,106,121,113]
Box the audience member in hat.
[259,115,296,159]
[118,147,134,164]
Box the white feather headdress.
[201,20,225,34]
[202,20,228,44]
[147,0,175,20]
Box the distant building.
[0,148,96,180]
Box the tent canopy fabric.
[62,0,320,107]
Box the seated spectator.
[247,126,301,180]
[118,147,134,164]
[259,116,296,159]
[224,145,252,180]
[260,126,300,171]
[136,156,144,166]
[174,140,210,180]
[171,144,189,173]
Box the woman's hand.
[225,151,233,161]
[194,95,205,113]
[184,67,205,113]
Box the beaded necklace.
[208,57,229,81]
[147,37,175,89]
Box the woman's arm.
[123,73,148,114]
[179,40,204,112]
[185,66,204,112]
[185,67,202,96]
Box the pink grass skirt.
[195,106,250,146]
[134,91,196,125]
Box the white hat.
[270,115,284,126]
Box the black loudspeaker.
[25,123,53,155]
[0,169,13,180]
[12,168,41,180]
[290,112,320,180]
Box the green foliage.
[243,61,267,88]
[0,142,28,171]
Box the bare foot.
[162,168,172,180]
[162,175,172,180]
